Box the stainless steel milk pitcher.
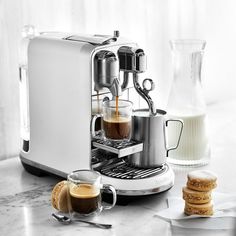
[127,109,183,168]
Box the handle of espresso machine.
[91,114,103,139]
[165,119,184,157]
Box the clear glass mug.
[91,99,133,142]
[67,170,117,219]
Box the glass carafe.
[166,39,210,166]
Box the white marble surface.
[1,98,236,236]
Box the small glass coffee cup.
[91,99,133,142]
[67,170,117,219]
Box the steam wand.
[133,73,157,116]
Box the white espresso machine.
[19,26,174,196]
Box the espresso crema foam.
[70,184,99,198]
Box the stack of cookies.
[183,170,217,216]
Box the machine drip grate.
[99,160,167,179]
[92,148,168,180]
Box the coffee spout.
[94,50,122,97]
[109,78,122,97]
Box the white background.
[0,0,236,160]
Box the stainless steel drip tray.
[99,160,167,179]
[91,148,167,180]
[92,139,143,158]
[91,148,174,195]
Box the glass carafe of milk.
[166,39,210,166]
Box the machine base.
[102,186,172,205]
[20,154,174,197]
[21,161,48,177]
[20,154,67,179]
[99,164,174,196]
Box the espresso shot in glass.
[102,99,133,142]
[67,170,116,219]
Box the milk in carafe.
[167,39,210,166]
[167,113,210,165]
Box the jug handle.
[165,119,184,157]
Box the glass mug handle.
[101,184,117,210]
[91,114,103,138]
[165,119,184,157]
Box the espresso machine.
[19,26,174,196]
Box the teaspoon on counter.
[52,213,112,229]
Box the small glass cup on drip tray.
[92,99,133,143]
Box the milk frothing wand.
[133,73,157,116]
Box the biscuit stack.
[182,170,217,216]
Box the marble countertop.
[1,98,236,236]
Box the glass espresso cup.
[91,99,133,142]
[67,170,117,219]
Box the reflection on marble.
[0,184,53,208]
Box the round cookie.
[182,187,211,204]
[51,180,69,213]
[184,201,213,216]
[187,170,217,192]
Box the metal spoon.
[52,213,112,229]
